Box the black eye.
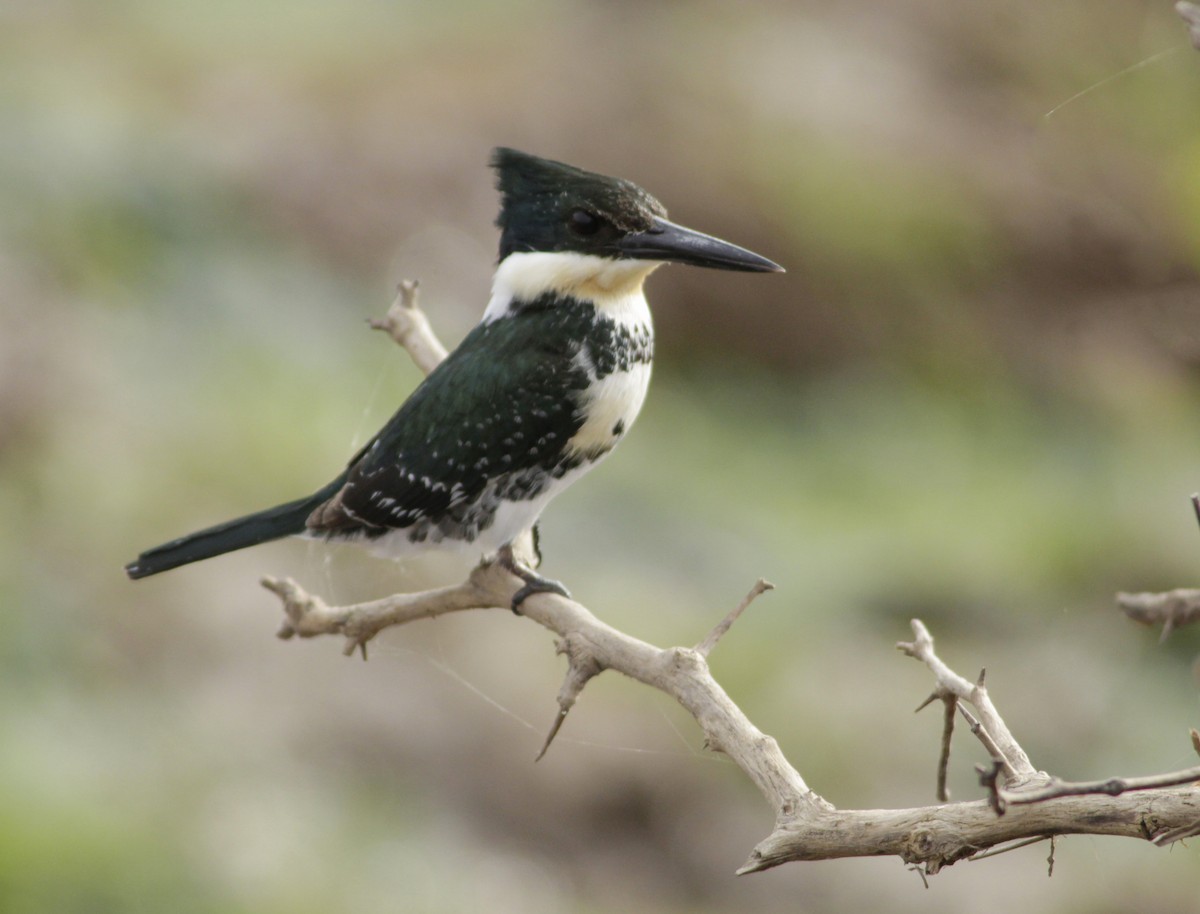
[568,209,603,236]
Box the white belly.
[566,361,652,460]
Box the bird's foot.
[496,543,571,614]
[511,576,572,614]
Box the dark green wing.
[307,309,592,536]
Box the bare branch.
[964,835,1050,863]
[1002,765,1200,808]
[264,568,502,657]
[897,620,1043,786]
[1180,1,1200,50]
[958,704,1011,789]
[975,758,1006,815]
[1117,589,1200,641]
[263,562,823,816]
[1151,809,1200,844]
[913,689,962,802]
[935,695,956,802]
[536,633,604,761]
[738,787,1200,874]
[695,578,773,658]
[265,528,1200,876]
[368,279,449,375]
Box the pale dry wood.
[264,565,822,818]
[264,570,500,658]
[1003,768,1200,811]
[259,280,1200,876]
[1180,1,1200,50]
[1117,588,1200,641]
[695,578,773,657]
[742,620,1200,873]
[739,788,1200,874]
[898,620,1044,786]
[368,280,449,375]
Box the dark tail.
[125,480,343,579]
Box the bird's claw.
[495,543,570,614]
[511,577,572,614]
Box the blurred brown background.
[3,1,1200,912]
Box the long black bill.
[617,217,784,273]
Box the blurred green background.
[3,1,1200,911]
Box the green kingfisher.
[125,148,783,606]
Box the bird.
[125,148,783,608]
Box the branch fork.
[898,620,1043,789]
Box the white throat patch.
[483,252,662,323]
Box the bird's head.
[491,148,783,275]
